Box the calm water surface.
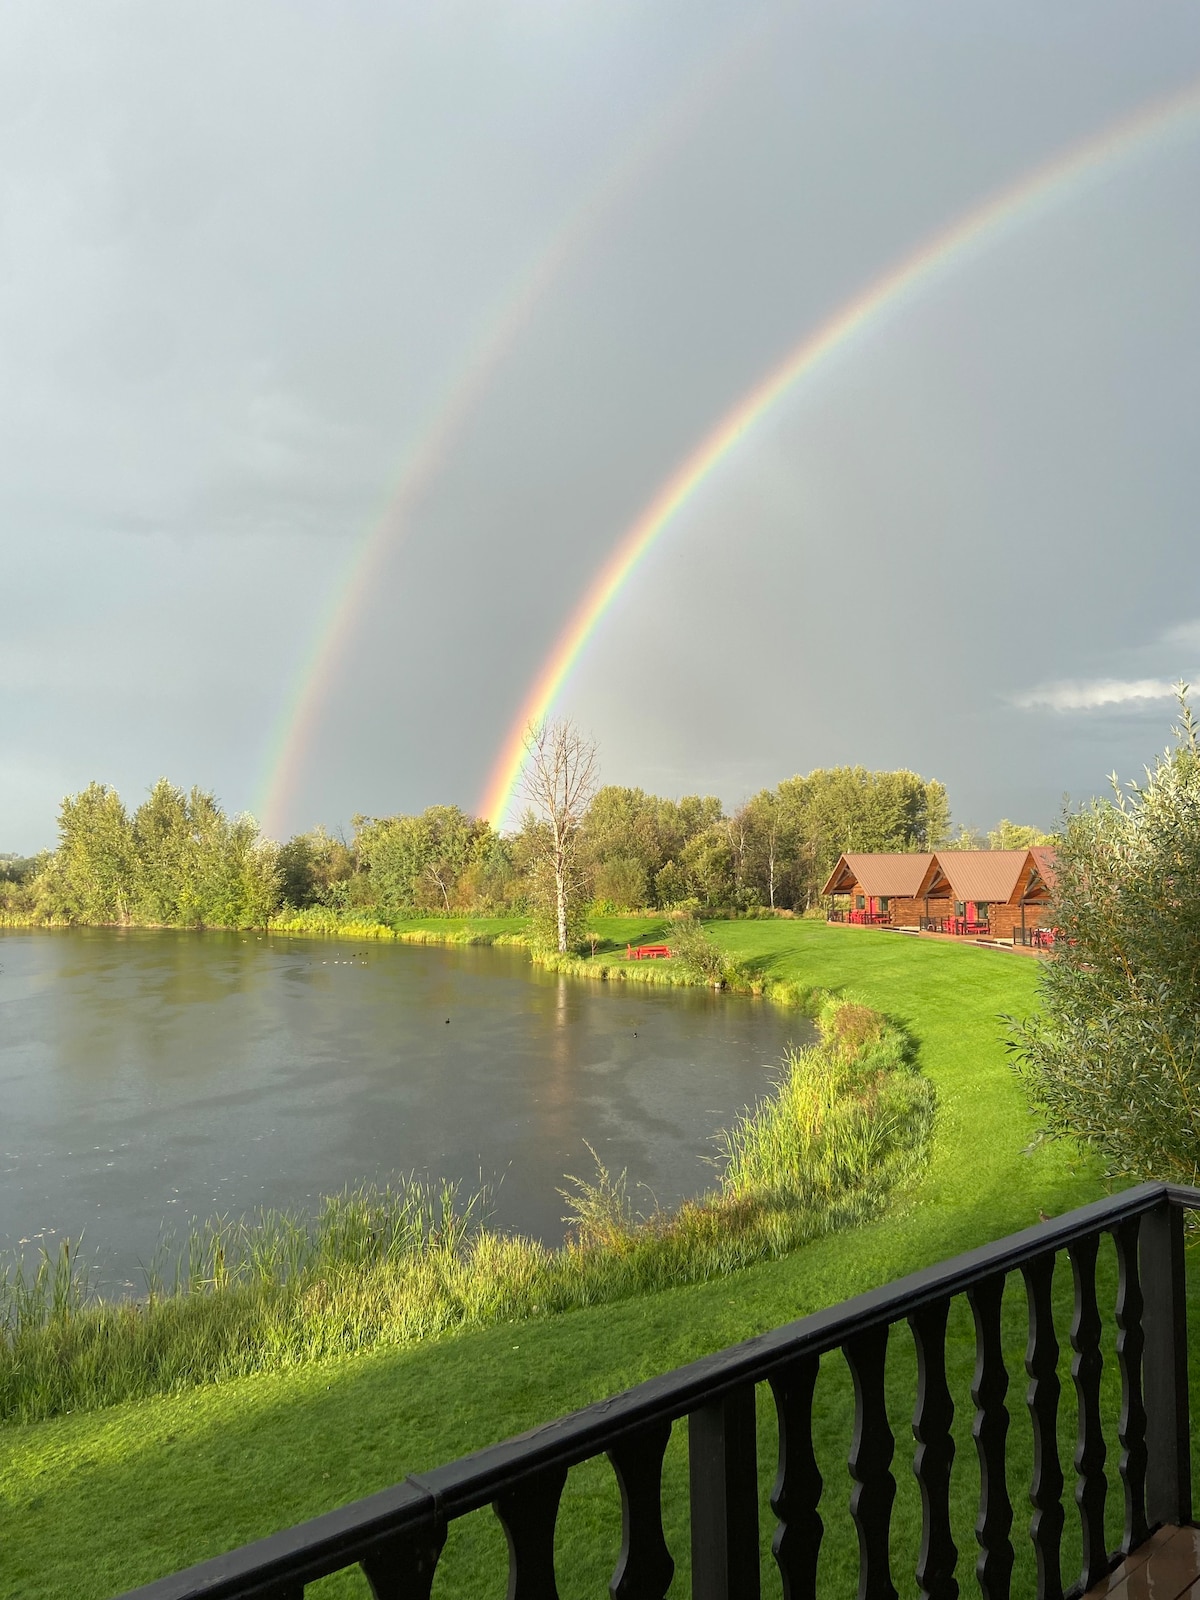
[0,930,809,1287]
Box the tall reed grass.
[266,907,523,944]
[0,998,933,1423]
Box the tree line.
[8,780,278,928]
[1,737,1048,935]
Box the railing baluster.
[967,1275,1014,1600]
[360,1523,447,1600]
[607,1420,675,1600]
[494,1464,569,1600]
[845,1324,898,1600]
[1067,1234,1108,1591]
[1141,1198,1192,1528]
[1112,1216,1148,1552]
[909,1298,958,1600]
[769,1355,823,1600]
[1022,1252,1064,1600]
[688,1383,760,1600]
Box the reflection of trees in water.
[535,976,574,1140]
[44,929,276,1085]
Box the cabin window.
[954,902,965,918]
[878,897,889,912]
[971,902,988,920]
[855,894,865,910]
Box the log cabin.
[822,847,1058,941]
[820,853,933,927]
[912,847,1058,939]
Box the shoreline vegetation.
[0,992,933,1424]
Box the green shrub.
[1009,696,1200,1185]
[668,914,735,985]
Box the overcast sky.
[3,0,1199,850]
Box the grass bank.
[0,920,1106,1598]
[0,995,930,1425]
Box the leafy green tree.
[775,767,949,907]
[580,788,664,889]
[276,827,357,909]
[678,824,736,908]
[44,783,135,922]
[417,805,491,912]
[130,780,194,922]
[742,789,802,910]
[0,853,48,916]
[580,786,725,910]
[355,806,496,914]
[34,780,278,928]
[987,818,1054,849]
[660,794,724,861]
[653,858,690,909]
[590,856,648,912]
[457,831,521,913]
[1009,699,1200,1185]
[0,853,39,885]
[943,819,1054,850]
[941,825,987,850]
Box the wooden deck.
[1085,1528,1200,1599]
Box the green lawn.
[0,920,1117,1598]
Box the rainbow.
[479,73,1200,829]
[255,16,776,840]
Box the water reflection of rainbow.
[255,18,775,840]
[478,74,1200,830]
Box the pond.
[0,929,812,1289]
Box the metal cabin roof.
[1029,845,1058,889]
[921,850,1031,903]
[821,853,934,899]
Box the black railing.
[118,1181,1197,1600]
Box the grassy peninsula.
[0,918,1109,1600]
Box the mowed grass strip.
[1,921,1108,1598]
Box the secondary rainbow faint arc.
[479,73,1200,830]
[255,14,777,840]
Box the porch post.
[1141,1197,1191,1528]
[689,1385,760,1600]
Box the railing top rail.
[119,1179,1200,1600]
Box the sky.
[2,0,1200,851]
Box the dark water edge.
[0,928,812,1291]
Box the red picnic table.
[627,943,671,959]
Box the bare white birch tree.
[520,718,599,953]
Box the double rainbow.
[478,73,1200,829]
[255,16,775,839]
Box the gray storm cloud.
[2,1,1200,849]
